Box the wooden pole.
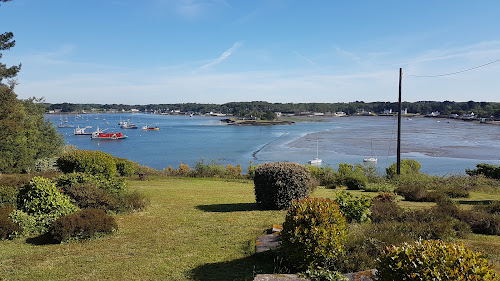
[397,68,402,175]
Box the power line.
[404,58,500,78]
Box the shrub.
[115,157,137,177]
[372,192,397,203]
[395,184,446,202]
[334,191,372,223]
[466,163,500,179]
[254,162,313,210]
[49,208,117,243]
[343,173,368,190]
[17,177,78,217]
[335,164,368,190]
[386,159,421,179]
[246,162,259,179]
[475,201,500,215]
[9,210,60,236]
[456,210,500,236]
[56,150,117,179]
[0,173,36,188]
[0,205,21,239]
[441,186,470,198]
[63,183,121,211]
[370,200,404,223]
[308,165,337,186]
[121,190,149,212]
[280,197,346,270]
[55,173,127,194]
[299,267,348,281]
[0,185,19,208]
[362,182,394,192]
[376,239,498,281]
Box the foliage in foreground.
[334,191,372,223]
[49,208,117,243]
[56,150,117,179]
[0,205,20,239]
[376,239,498,281]
[254,162,313,210]
[280,197,346,270]
[11,177,78,235]
[299,267,348,281]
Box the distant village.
[47,106,495,124]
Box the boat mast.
[397,68,402,175]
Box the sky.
[1,0,500,104]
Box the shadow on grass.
[25,232,59,246]
[189,251,287,281]
[196,203,263,212]
[458,200,499,206]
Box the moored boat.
[121,121,138,129]
[363,157,377,163]
[91,131,127,140]
[74,126,93,135]
[142,125,159,131]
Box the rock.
[343,269,377,281]
[253,274,308,281]
[255,233,280,253]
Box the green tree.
[0,0,64,173]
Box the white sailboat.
[363,139,377,163]
[308,140,322,165]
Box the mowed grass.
[1,178,500,280]
[0,178,286,281]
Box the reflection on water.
[48,114,500,176]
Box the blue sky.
[1,0,500,104]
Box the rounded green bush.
[49,208,117,243]
[386,159,421,179]
[254,162,312,210]
[376,239,498,281]
[17,177,78,217]
[56,150,117,179]
[281,197,346,270]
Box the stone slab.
[253,274,308,281]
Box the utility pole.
[397,68,402,175]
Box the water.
[48,114,500,176]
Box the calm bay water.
[48,113,500,176]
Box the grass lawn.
[1,178,499,280]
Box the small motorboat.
[121,122,138,129]
[142,125,159,131]
[74,126,93,135]
[363,157,378,163]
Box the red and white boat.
[91,130,127,140]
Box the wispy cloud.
[293,51,316,65]
[335,47,362,65]
[197,41,243,71]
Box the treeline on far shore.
[45,100,500,119]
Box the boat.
[308,140,322,165]
[118,117,125,125]
[363,157,378,163]
[121,121,138,129]
[91,131,127,140]
[142,125,159,131]
[363,139,377,163]
[308,157,323,165]
[58,123,74,128]
[74,126,93,135]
